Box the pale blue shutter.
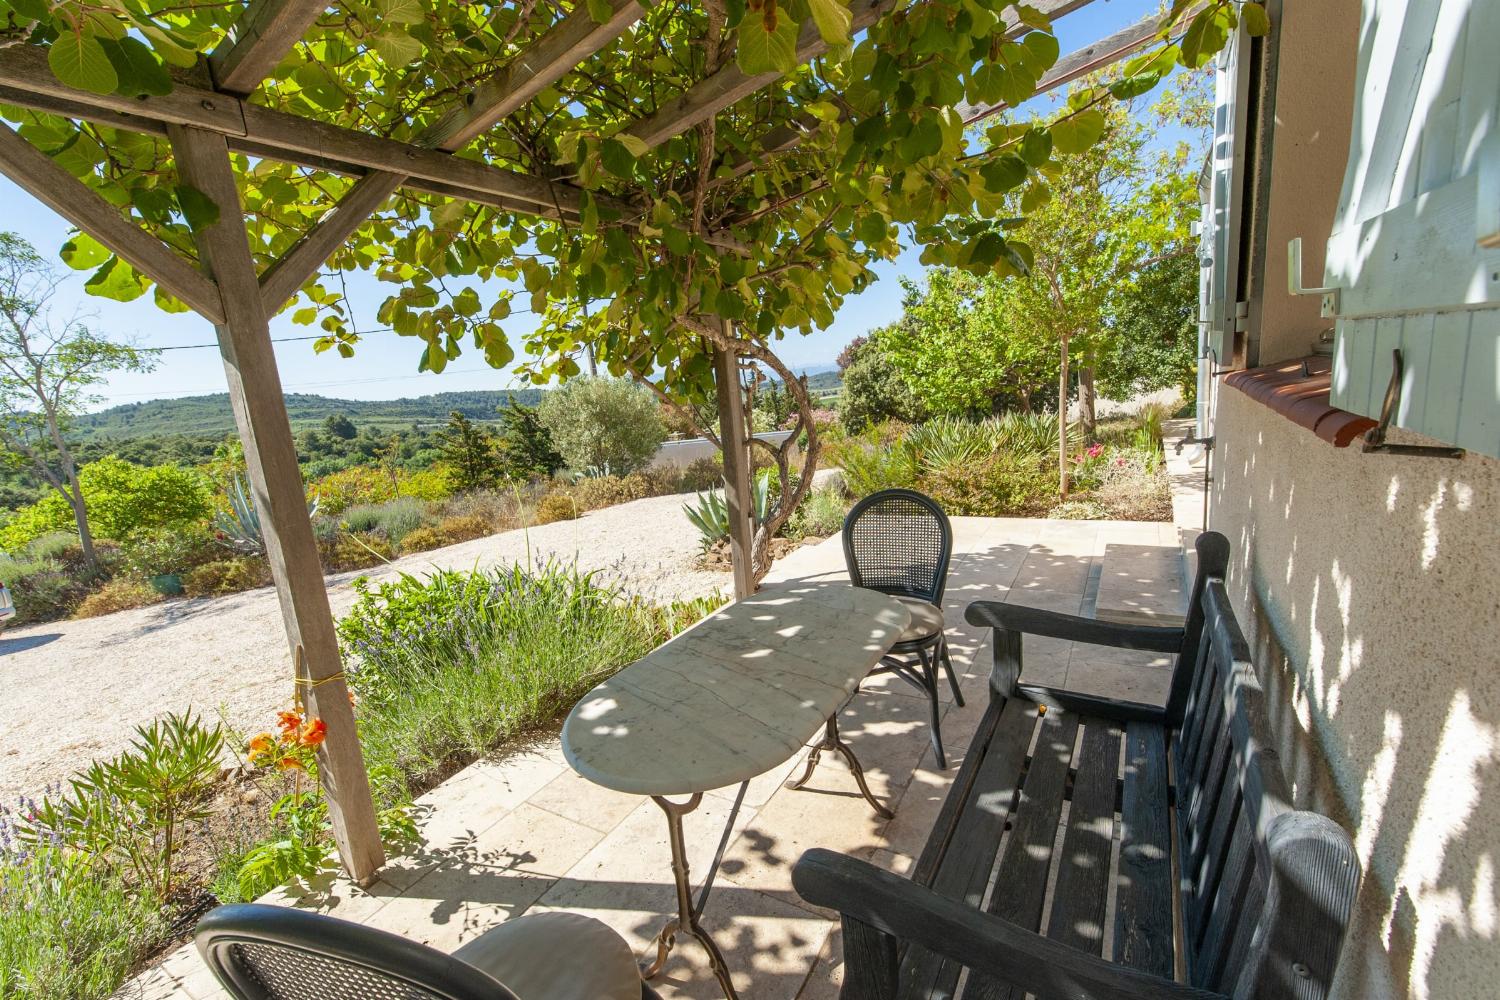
[1325,0,1500,456]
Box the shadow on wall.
[1211,389,1500,1000]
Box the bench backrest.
[1171,570,1361,1000]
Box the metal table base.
[786,714,894,820]
[641,782,750,1000]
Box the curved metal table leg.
[643,792,741,1000]
[785,716,894,820]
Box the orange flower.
[276,710,303,737]
[275,755,305,772]
[299,718,327,748]
[247,732,275,764]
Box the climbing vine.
[0,0,1261,578]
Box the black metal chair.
[842,488,963,768]
[195,903,660,1000]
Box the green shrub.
[1,565,83,624]
[74,579,164,619]
[337,563,719,798]
[342,496,429,544]
[921,451,1056,517]
[1,457,212,553]
[0,846,164,1000]
[533,492,579,524]
[787,486,848,539]
[183,557,272,596]
[573,472,653,511]
[828,429,918,497]
[310,465,397,517]
[674,456,721,492]
[439,488,526,530]
[120,526,218,578]
[321,531,395,571]
[395,466,452,501]
[538,376,666,474]
[399,515,492,553]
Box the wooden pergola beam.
[0,45,595,216]
[623,0,901,150]
[710,0,1101,184]
[712,338,755,599]
[168,122,385,883]
[425,0,645,150]
[259,0,646,312]
[960,6,1203,125]
[0,123,226,322]
[209,0,329,96]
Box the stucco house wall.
[1204,3,1500,997]
[1210,389,1500,1000]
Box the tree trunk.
[1058,331,1071,500]
[63,479,100,575]
[1079,357,1097,442]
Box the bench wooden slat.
[1182,721,1234,932]
[1113,721,1174,979]
[1045,716,1123,954]
[1193,807,1259,989]
[1180,690,1231,869]
[1176,655,1225,816]
[900,697,1039,1000]
[1175,638,1216,755]
[1187,744,1248,953]
[911,695,1006,889]
[964,710,1081,1000]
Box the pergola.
[0,0,1220,882]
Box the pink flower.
[1086,444,1103,458]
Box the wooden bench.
[794,532,1361,1000]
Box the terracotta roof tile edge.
[1223,355,1377,448]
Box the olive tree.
[0,233,157,570]
[538,377,666,475]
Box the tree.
[538,377,666,475]
[323,413,357,440]
[495,398,563,481]
[435,410,502,492]
[0,455,210,552]
[875,270,1057,417]
[838,334,928,432]
[0,233,157,571]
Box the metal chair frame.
[196,903,661,1000]
[842,488,964,768]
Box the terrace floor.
[124,515,1186,1000]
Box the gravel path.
[0,492,729,804]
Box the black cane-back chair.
[195,903,659,1000]
[842,488,963,767]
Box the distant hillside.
[77,369,841,441]
[77,389,545,440]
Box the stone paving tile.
[536,792,757,951]
[880,742,969,862]
[529,765,643,833]
[650,887,834,1000]
[1064,654,1173,704]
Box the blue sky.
[1,0,1162,410]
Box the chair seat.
[894,596,945,643]
[453,912,642,1000]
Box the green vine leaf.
[807,0,852,48]
[48,32,119,95]
[1049,109,1106,154]
[736,6,800,75]
[376,0,426,26]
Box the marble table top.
[561,582,910,796]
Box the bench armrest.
[794,850,1227,1000]
[964,601,1184,652]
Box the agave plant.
[683,471,772,551]
[214,473,319,556]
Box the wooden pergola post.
[712,330,756,599]
[169,124,385,882]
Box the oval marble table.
[561,581,909,1000]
